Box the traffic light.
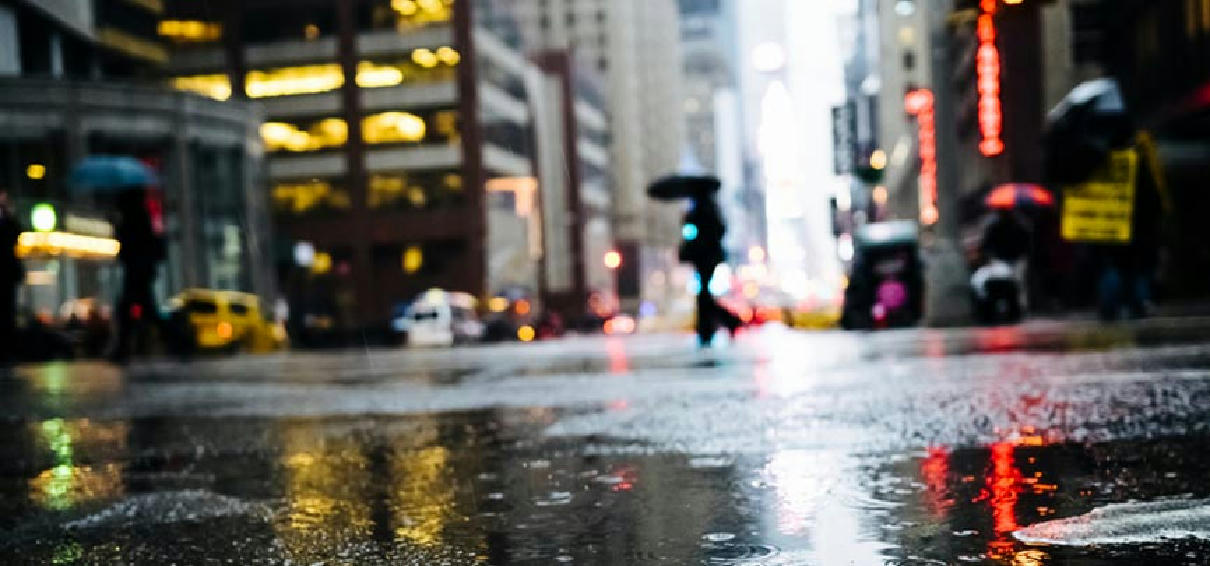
[682,223,699,241]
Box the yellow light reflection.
[275,425,373,559]
[29,419,127,511]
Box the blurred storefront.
[0,78,272,321]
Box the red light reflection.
[606,338,630,375]
[988,442,1021,534]
[920,447,951,517]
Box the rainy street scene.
[5,0,1210,564]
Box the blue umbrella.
[69,156,159,193]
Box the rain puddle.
[4,412,1210,564]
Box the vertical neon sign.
[977,0,1005,156]
[906,89,939,226]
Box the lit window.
[158,20,222,43]
[362,112,427,144]
[391,0,453,29]
[272,180,351,214]
[172,74,232,101]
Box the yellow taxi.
[168,289,287,353]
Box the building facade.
[0,0,271,322]
[165,0,615,328]
[510,0,686,312]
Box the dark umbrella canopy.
[1044,79,1135,185]
[647,175,720,201]
[70,156,159,193]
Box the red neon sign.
[906,89,939,226]
[977,1,1004,156]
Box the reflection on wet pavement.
[4,414,1210,564]
[4,321,1210,563]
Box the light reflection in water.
[389,444,455,547]
[606,337,630,375]
[276,423,373,544]
[28,418,126,510]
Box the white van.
[393,289,484,347]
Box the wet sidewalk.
[4,323,1210,564]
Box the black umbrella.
[647,175,720,202]
[1044,79,1135,184]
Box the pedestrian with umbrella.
[1044,78,1169,320]
[648,175,741,346]
[70,156,166,361]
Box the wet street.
[6,320,1210,565]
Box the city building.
[873,0,939,224]
[509,0,686,312]
[528,50,615,321]
[0,0,272,321]
[163,0,614,329]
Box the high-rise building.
[510,0,686,311]
[0,0,272,319]
[163,0,611,329]
[873,0,938,223]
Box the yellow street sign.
[1061,149,1138,244]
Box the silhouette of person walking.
[110,190,165,361]
[681,194,741,347]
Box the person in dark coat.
[110,189,165,361]
[680,195,741,346]
[0,190,23,363]
[982,210,1031,263]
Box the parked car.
[393,289,484,347]
[167,289,287,354]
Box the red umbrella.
[986,183,1055,210]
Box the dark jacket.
[0,210,23,286]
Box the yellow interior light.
[273,180,349,213]
[16,231,120,259]
[407,186,427,207]
[172,75,232,101]
[362,112,427,144]
[402,246,423,274]
[411,48,439,68]
[26,164,46,180]
[392,0,418,15]
[245,64,344,98]
[436,46,461,66]
[356,62,404,88]
[158,20,222,42]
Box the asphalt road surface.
[6,319,1210,565]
